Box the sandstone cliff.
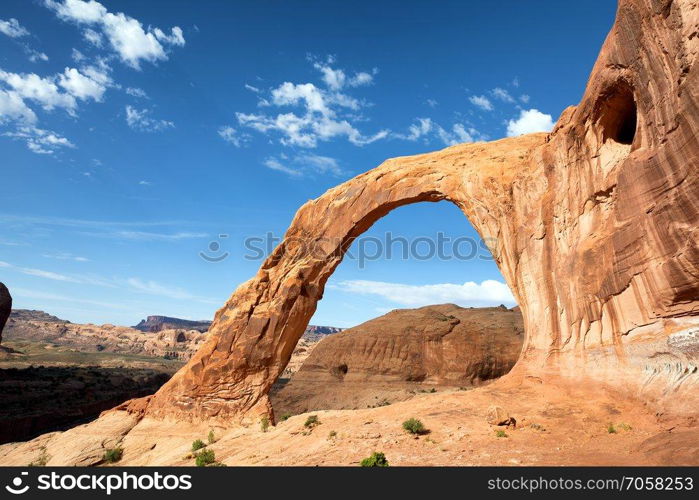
[272,304,523,414]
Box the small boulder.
[486,405,514,426]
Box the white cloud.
[263,157,303,177]
[0,69,77,112]
[125,105,174,132]
[236,58,387,148]
[244,83,260,93]
[396,118,486,146]
[296,153,342,175]
[425,98,438,108]
[45,0,185,69]
[492,87,515,103]
[58,67,107,101]
[0,89,37,124]
[125,86,148,98]
[3,126,75,154]
[42,252,89,262]
[27,50,49,63]
[519,94,530,103]
[82,27,103,46]
[217,125,246,147]
[262,153,342,177]
[469,95,493,111]
[138,180,151,185]
[506,108,555,137]
[0,18,29,38]
[312,58,375,90]
[331,279,516,307]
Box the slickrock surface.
[272,305,523,413]
[1,378,696,466]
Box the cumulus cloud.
[0,18,29,38]
[235,58,387,148]
[331,279,516,308]
[506,108,555,137]
[44,0,185,69]
[469,95,493,111]
[0,69,78,112]
[58,67,107,101]
[125,105,174,132]
[0,89,37,124]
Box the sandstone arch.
[136,0,697,424]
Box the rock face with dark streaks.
[0,283,11,346]
[271,304,523,414]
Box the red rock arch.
[133,0,698,424]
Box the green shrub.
[207,430,216,444]
[195,449,216,467]
[192,439,206,452]
[103,447,123,463]
[304,415,320,428]
[495,430,508,438]
[607,423,617,434]
[280,413,292,421]
[618,423,632,431]
[328,430,337,439]
[402,418,426,435]
[360,451,389,467]
[261,416,270,432]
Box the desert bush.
[103,447,123,463]
[192,439,206,452]
[328,430,337,439]
[607,423,617,434]
[495,430,508,438]
[304,415,320,428]
[618,423,632,431]
[360,451,389,467]
[402,418,426,435]
[280,413,292,421]
[261,416,270,432]
[207,430,216,444]
[195,449,216,467]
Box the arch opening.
[270,201,523,415]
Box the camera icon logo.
[5,472,29,495]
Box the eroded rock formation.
[0,283,11,346]
[129,0,697,424]
[271,304,524,414]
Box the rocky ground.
[0,374,695,466]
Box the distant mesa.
[133,315,211,333]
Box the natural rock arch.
[131,0,697,424]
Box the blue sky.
[0,1,617,327]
